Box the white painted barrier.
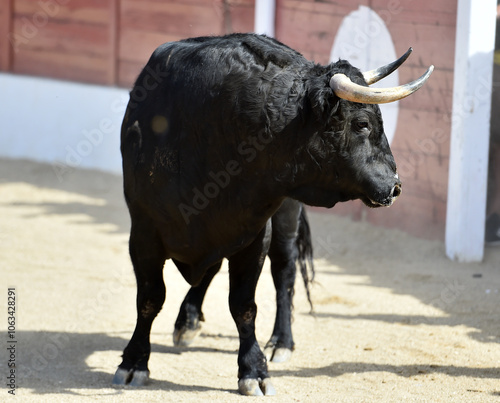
[0,73,129,176]
[445,0,497,262]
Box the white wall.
[445,0,497,262]
[254,0,275,37]
[0,73,129,178]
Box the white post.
[254,0,275,37]
[446,0,497,262]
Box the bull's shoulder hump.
[150,34,307,70]
[238,34,306,68]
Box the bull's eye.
[353,120,369,132]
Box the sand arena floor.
[1,158,499,402]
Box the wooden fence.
[0,0,254,86]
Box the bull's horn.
[362,48,413,85]
[330,65,434,104]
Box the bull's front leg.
[228,221,276,396]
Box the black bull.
[113,33,433,395]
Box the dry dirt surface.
[1,158,500,402]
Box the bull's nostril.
[392,184,402,198]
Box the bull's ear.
[308,80,339,120]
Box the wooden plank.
[372,0,457,27]
[118,0,228,87]
[117,0,254,86]
[393,151,449,201]
[278,0,457,27]
[373,0,457,14]
[11,0,116,85]
[14,0,111,25]
[388,22,456,71]
[0,0,13,71]
[277,0,368,16]
[391,110,451,159]
[227,0,254,5]
[118,60,144,88]
[374,7,456,27]
[120,0,225,38]
[117,0,254,84]
[119,29,177,64]
[108,0,118,85]
[229,3,255,33]
[11,17,110,56]
[128,0,222,5]
[13,48,111,84]
[395,111,450,157]
[397,68,453,114]
[275,8,342,63]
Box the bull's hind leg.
[112,218,167,386]
[228,221,276,396]
[265,200,314,363]
[173,263,221,346]
[264,200,302,363]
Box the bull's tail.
[296,206,315,311]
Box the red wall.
[5,0,118,84]
[0,0,255,86]
[0,0,457,240]
[118,0,255,86]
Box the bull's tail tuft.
[296,207,315,312]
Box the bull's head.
[292,48,433,209]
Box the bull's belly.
[159,228,259,286]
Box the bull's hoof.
[238,378,276,396]
[112,368,149,386]
[129,370,150,386]
[112,368,131,385]
[173,324,202,347]
[264,345,293,363]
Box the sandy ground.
[0,157,499,402]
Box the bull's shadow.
[14,330,237,395]
[16,330,500,397]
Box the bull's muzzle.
[391,182,402,200]
[382,180,402,207]
[367,179,402,208]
